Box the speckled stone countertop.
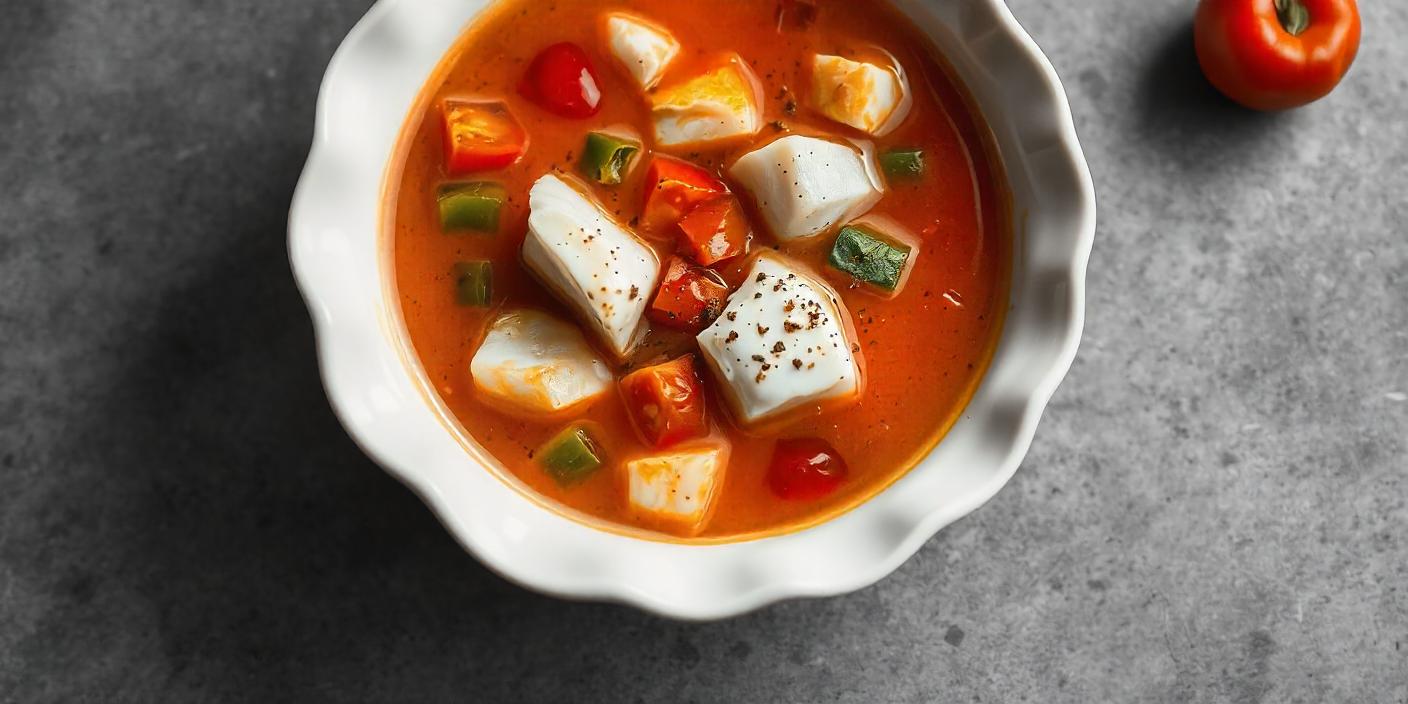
[2,1,1405,701]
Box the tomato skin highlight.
[1194,0,1360,111]
[677,197,750,266]
[641,156,729,236]
[648,257,730,333]
[768,438,849,501]
[619,355,709,449]
[519,42,604,118]
[441,100,527,174]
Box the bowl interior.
[290,0,1093,618]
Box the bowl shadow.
[94,141,822,700]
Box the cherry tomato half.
[518,42,603,119]
[767,438,849,501]
[1194,0,1360,111]
[441,100,527,174]
[619,355,709,449]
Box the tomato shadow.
[1137,21,1294,171]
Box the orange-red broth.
[389,0,1011,540]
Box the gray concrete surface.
[2,0,1405,701]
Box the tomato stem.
[1274,0,1312,36]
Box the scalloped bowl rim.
[288,0,1095,620]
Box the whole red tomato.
[1194,0,1360,111]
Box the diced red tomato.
[641,157,729,236]
[648,257,730,333]
[677,197,750,266]
[619,355,709,448]
[767,438,849,501]
[518,42,603,119]
[442,100,527,174]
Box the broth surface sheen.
[390,0,1011,541]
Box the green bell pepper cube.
[539,424,605,485]
[452,261,493,307]
[438,181,506,233]
[879,148,925,181]
[827,225,913,293]
[579,132,641,185]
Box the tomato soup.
[388,0,1010,541]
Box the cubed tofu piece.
[470,309,613,415]
[604,13,681,90]
[626,444,729,534]
[524,174,661,359]
[728,135,883,241]
[696,254,863,427]
[810,54,912,136]
[651,56,763,148]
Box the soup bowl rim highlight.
[288,0,1096,620]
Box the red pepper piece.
[648,256,730,333]
[619,355,709,449]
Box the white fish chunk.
[625,444,729,534]
[470,309,613,416]
[651,55,763,148]
[696,254,862,427]
[728,135,884,241]
[604,13,680,91]
[810,53,912,136]
[523,174,660,359]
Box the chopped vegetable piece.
[880,148,925,180]
[438,182,506,234]
[518,42,603,119]
[676,197,750,266]
[452,261,493,307]
[767,438,848,500]
[441,100,527,174]
[620,355,709,448]
[827,224,912,292]
[648,256,730,333]
[539,424,605,485]
[579,132,641,185]
[641,156,729,235]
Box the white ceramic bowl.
[289,0,1095,619]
